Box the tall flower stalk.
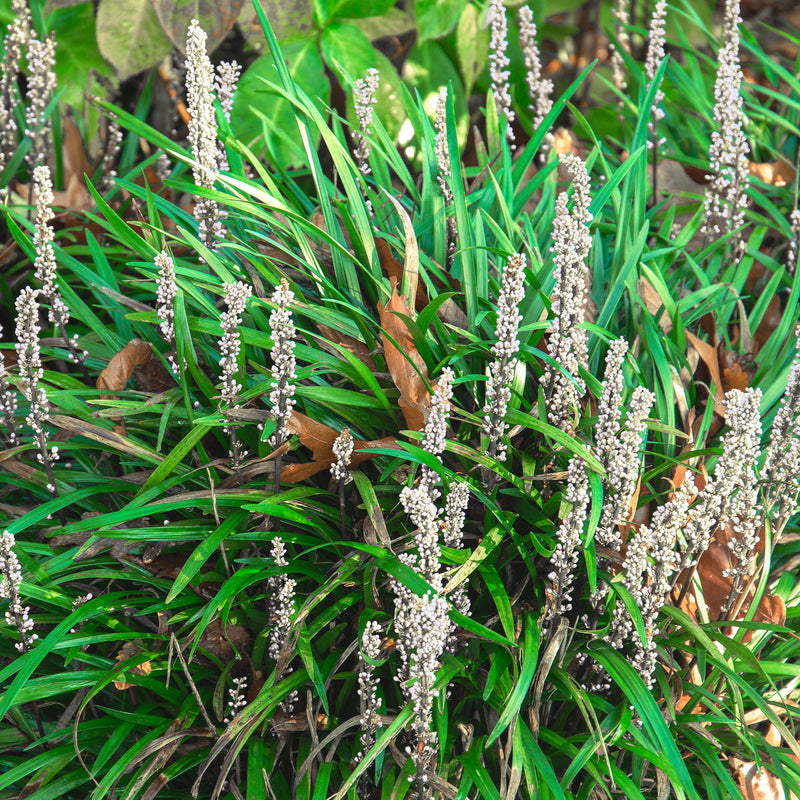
[483,253,526,484]
[434,87,457,265]
[33,166,87,373]
[15,287,59,495]
[488,0,515,147]
[540,154,592,432]
[218,281,251,475]
[610,0,630,94]
[267,279,297,491]
[673,387,764,609]
[185,19,225,248]
[24,34,56,173]
[0,0,32,170]
[0,324,18,445]
[518,6,553,153]
[390,372,466,797]
[546,456,589,622]
[702,0,749,260]
[155,249,179,370]
[1,530,37,652]
[608,478,693,686]
[644,0,668,202]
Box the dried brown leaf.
[685,330,727,417]
[97,339,153,393]
[197,617,250,664]
[316,323,377,371]
[114,641,152,689]
[377,282,430,430]
[637,277,673,334]
[730,757,799,800]
[748,159,796,187]
[280,410,399,482]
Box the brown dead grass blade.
[380,191,420,312]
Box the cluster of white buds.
[33,167,86,364]
[518,6,553,147]
[223,676,248,724]
[214,61,241,123]
[354,68,379,177]
[763,328,800,522]
[702,0,749,260]
[24,33,56,173]
[596,386,654,553]
[488,0,515,146]
[0,324,19,445]
[356,620,383,761]
[0,0,33,168]
[483,254,526,463]
[267,279,297,449]
[541,154,592,432]
[0,530,37,652]
[391,367,468,794]
[267,537,296,661]
[213,59,240,171]
[219,281,251,406]
[433,87,457,263]
[331,428,354,484]
[719,389,763,596]
[644,0,668,147]
[155,249,178,364]
[680,387,763,576]
[546,456,589,620]
[434,88,452,205]
[405,591,450,800]
[421,367,454,495]
[98,115,124,191]
[185,19,226,247]
[788,210,800,273]
[608,477,693,686]
[443,482,470,646]
[610,0,630,93]
[33,168,67,322]
[15,286,58,489]
[267,537,297,711]
[218,281,251,468]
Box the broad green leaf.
[52,2,116,118]
[96,0,172,81]
[415,0,466,43]
[342,7,414,43]
[237,0,314,45]
[455,4,488,97]
[328,0,393,20]
[231,37,330,165]
[151,0,245,52]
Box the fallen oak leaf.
[97,339,153,393]
[377,281,431,431]
[279,410,399,482]
[685,330,727,418]
[748,158,795,187]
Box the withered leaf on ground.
[278,411,398,483]
[114,641,153,690]
[97,339,154,393]
[674,523,786,639]
[197,617,250,664]
[377,281,431,431]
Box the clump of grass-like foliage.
[1,2,800,799]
